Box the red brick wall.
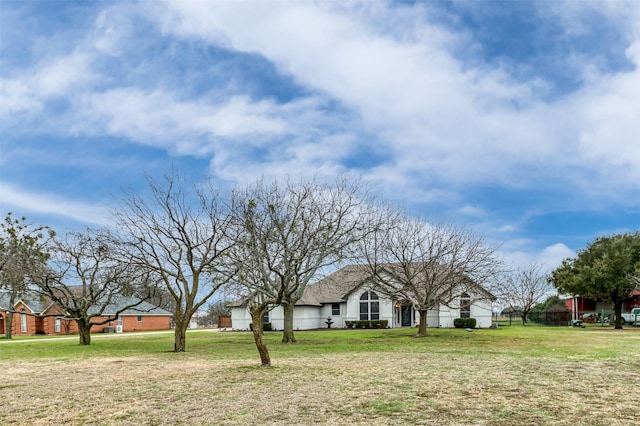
[11,302,37,335]
[5,308,171,336]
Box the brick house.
[0,293,172,336]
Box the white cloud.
[153,0,640,206]
[0,181,112,226]
[457,205,487,217]
[500,241,574,274]
[0,79,42,114]
[74,88,291,155]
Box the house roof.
[297,265,371,306]
[90,295,172,316]
[0,292,51,313]
[227,265,369,308]
[0,291,171,317]
[301,263,497,304]
[229,263,496,308]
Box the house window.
[137,315,143,322]
[359,291,380,320]
[54,318,61,333]
[262,311,269,323]
[331,303,340,316]
[460,293,471,319]
[20,309,27,333]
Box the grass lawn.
[1,326,639,425]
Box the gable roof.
[0,291,171,317]
[227,265,370,308]
[93,295,172,316]
[0,292,52,313]
[298,265,370,305]
[230,263,496,308]
[301,263,497,304]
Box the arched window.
[460,293,471,319]
[20,309,27,333]
[359,291,380,320]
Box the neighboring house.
[564,290,640,321]
[230,265,496,330]
[0,292,172,336]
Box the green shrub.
[454,318,477,328]
[344,320,389,329]
[249,322,273,331]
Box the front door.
[401,305,412,327]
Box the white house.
[230,265,496,330]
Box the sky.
[1,0,639,273]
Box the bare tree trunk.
[77,320,91,346]
[281,301,296,343]
[251,306,271,366]
[613,301,623,330]
[5,311,14,339]
[416,310,428,337]
[5,290,17,339]
[174,319,189,352]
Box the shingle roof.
[297,265,370,305]
[227,265,371,308]
[0,292,51,313]
[229,262,496,308]
[90,295,172,316]
[0,291,171,316]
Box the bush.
[454,318,477,329]
[249,322,273,331]
[344,320,389,329]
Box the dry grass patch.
[2,344,639,425]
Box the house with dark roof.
[230,264,495,330]
[0,292,172,336]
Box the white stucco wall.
[231,291,495,330]
[470,300,493,328]
[231,305,334,330]
[426,309,439,328]
[230,307,252,330]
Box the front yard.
[1,326,638,425]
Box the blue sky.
[1,0,639,272]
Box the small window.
[20,309,27,333]
[331,303,340,315]
[262,311,269,323]
[460,293,471,319]
[54,318,61,333]
[137,315,143,322]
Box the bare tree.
[230,176,370,348]
[358,214,502,336]
[0,213,55,338]
[499,262,553,325]
[31,229,159,345]
[114,172,235,352]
